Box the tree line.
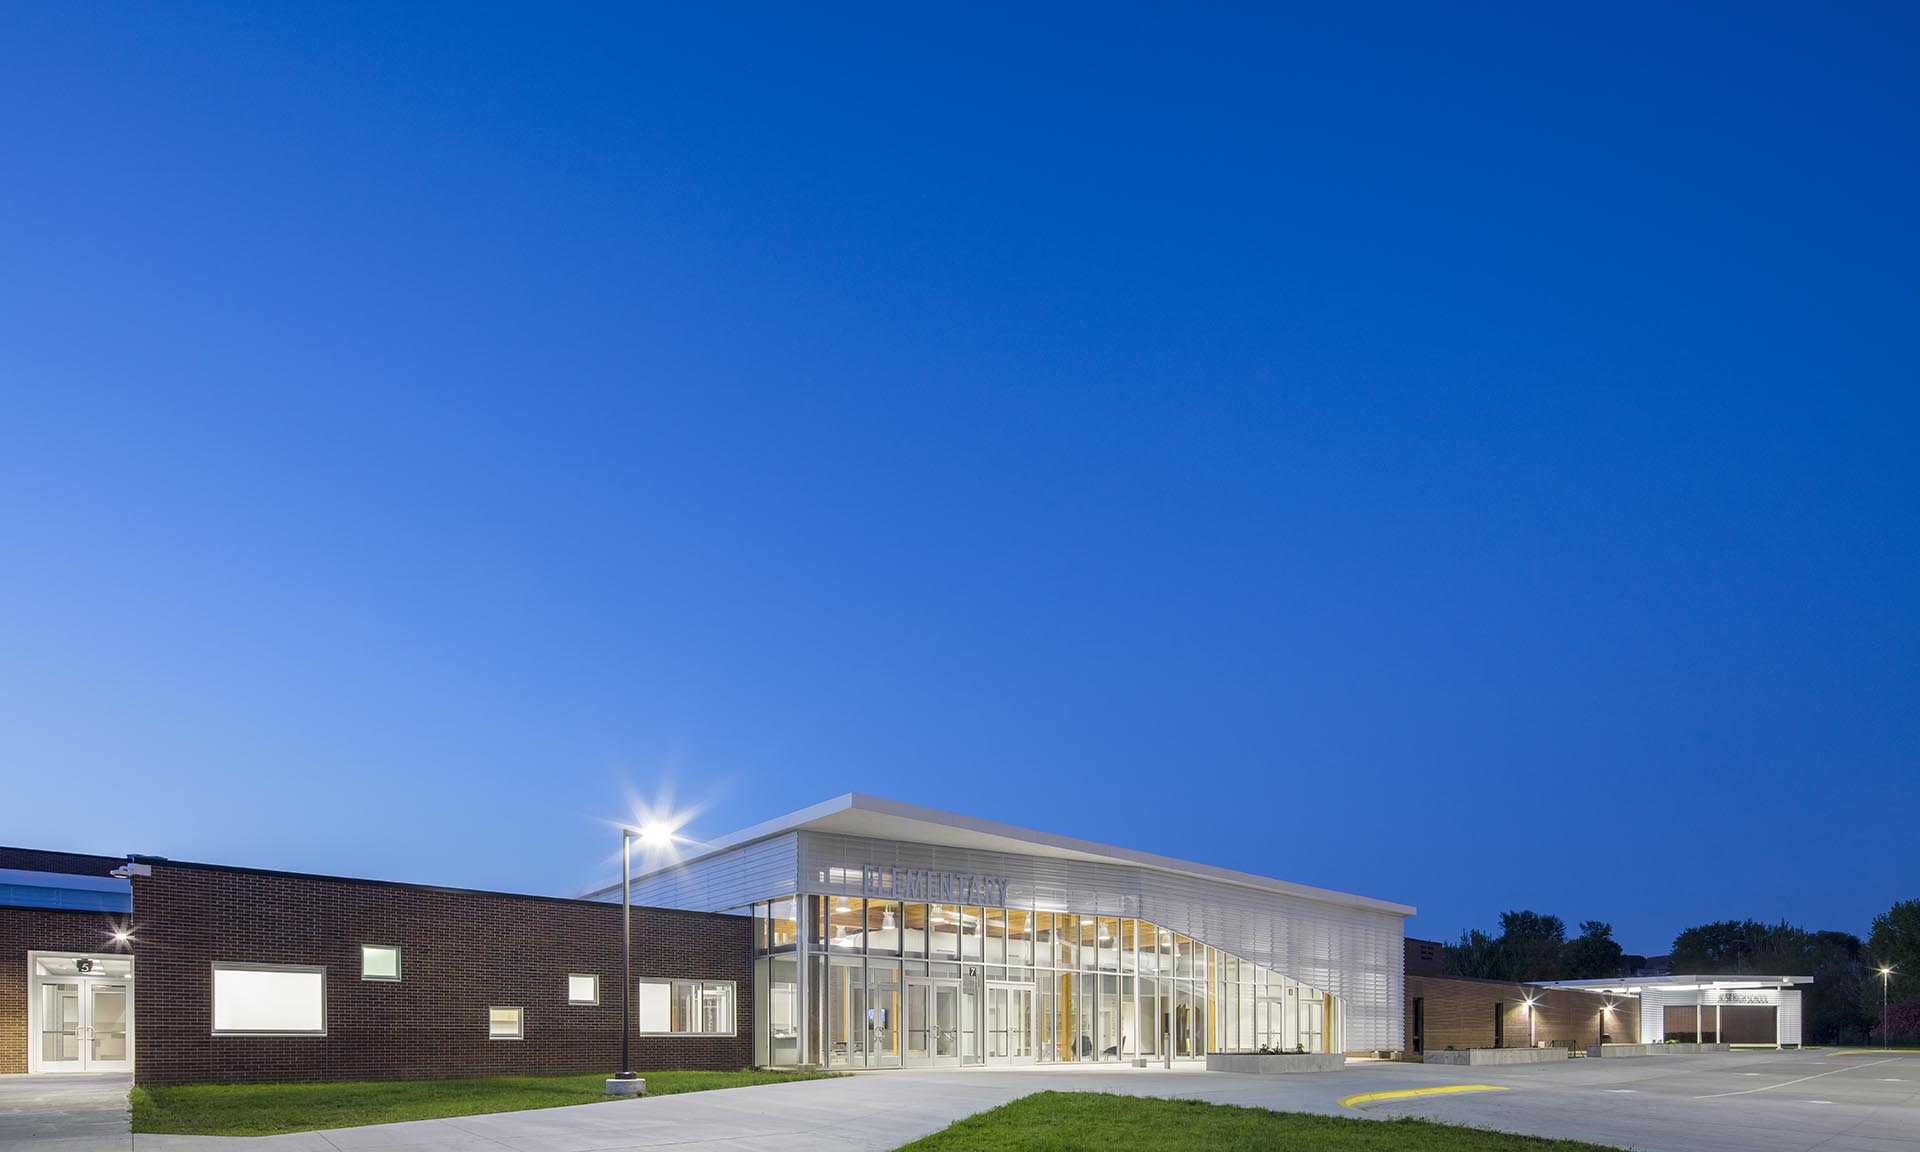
[1441,898,1920,1046]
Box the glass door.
[28,954,135,1074]
[985,982,1037,1065]
[1298,995,1325,1053]
[905,981,931,1061]
[934,983,959,1060]
[904,979,960,1067]
[89,983,133,1072]
[37,983,83,1071]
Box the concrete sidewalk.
[0,1073,131,1152]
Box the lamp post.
[615,827,639,1086]
[1524,996,1537,1048]
[1882,966,1896,1052]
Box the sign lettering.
[861,865,1010,907]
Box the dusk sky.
[2,3,1915,957]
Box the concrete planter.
[1587,1042,1732,1057]
[1206,1053,1346,1074]
[1422,1047,1569,1066]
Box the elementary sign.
[861,864,1009,907]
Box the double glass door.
[30,955,133,1073]
[986,982,1036,1064]
[904,978,960,1066]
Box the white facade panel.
[797,831,1406,1051]
[622,832,798,912]
[1778,989,1801,1046]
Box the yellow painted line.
[1827,1049,1920,1057]
[1340,1084,1510,1110]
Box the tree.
[1668,918,1874,1045]
[1867,899,1920,1004]
[1564,920,1626,979]
[1443,928,1512,981]
[1870,997,1920,1045]
[1499,910,1568,981]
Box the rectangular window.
[489,1006,524,1039]
[360,944,401,982]
[567,973,599,1004]
[211,963,326,1036]
[637,978,736,1035]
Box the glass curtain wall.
[750,897,1345,1067]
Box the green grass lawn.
[896,1092,1626,1151]
[129,1068,841,1136]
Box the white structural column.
[795,900,810,1066]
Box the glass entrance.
[904,978,961,1066]
[1298,995,1325,1053]
[28,954,134,1073]
[986,982,1036,1064]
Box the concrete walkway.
[125,1051,1920,1152]
[0,1073,131,1152]
[10,1052,1917,1151]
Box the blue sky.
[2,2,1915,955]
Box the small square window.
[488,1006,524,1040]
[568,973,599,1004]
[361,944,402,982]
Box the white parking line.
[1694,1056,1899,1100]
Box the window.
[212,963,326,1036]
[568,973,599,1004]
[361,944,401,982]
[489,1006,524,1039]
[637,979,736,1035]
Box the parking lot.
[7,1049,1917,1151]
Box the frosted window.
[212,964,326,1035]
[488,1007,523,1039]
[568,974,599,1004]
[637,979,672,1032]
[361,945,401,981]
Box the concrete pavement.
[10,1051,1920,1151]
[0,1073,130,1152]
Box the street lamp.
[1524,996,1537,1048]
[609,822,674,1095]
[1881,966,1896,1052]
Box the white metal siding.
[1778,989,1801,1045]
[798,832,1406,1051]
[621,832,799,912]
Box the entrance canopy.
[1526,975,1812,995]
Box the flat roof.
[1530,974,1813,993]
[609,792,1415,917]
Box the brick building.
[1403,936,1638,1054]
[2,847,750,1084]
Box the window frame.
[636,977,737,1037]
[360,943,403,983]
[488,1005,525,1040]
[567,973,600,1005]
[210,961,328,1037]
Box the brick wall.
[0,846,126,877]
[0,906,134,1073]
[131,862,752,1085]
[1405,973,1639,1054]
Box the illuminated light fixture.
[638,822,674,850]
[881,908,895,931]
[834,924,847,941]
[835,896,851,913]
[111,928,132,944]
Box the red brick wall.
[131,862,752,1085]
[0,906,135,1073]
[1405,974,1639,1054]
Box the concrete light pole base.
[605,1077,646,1098]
